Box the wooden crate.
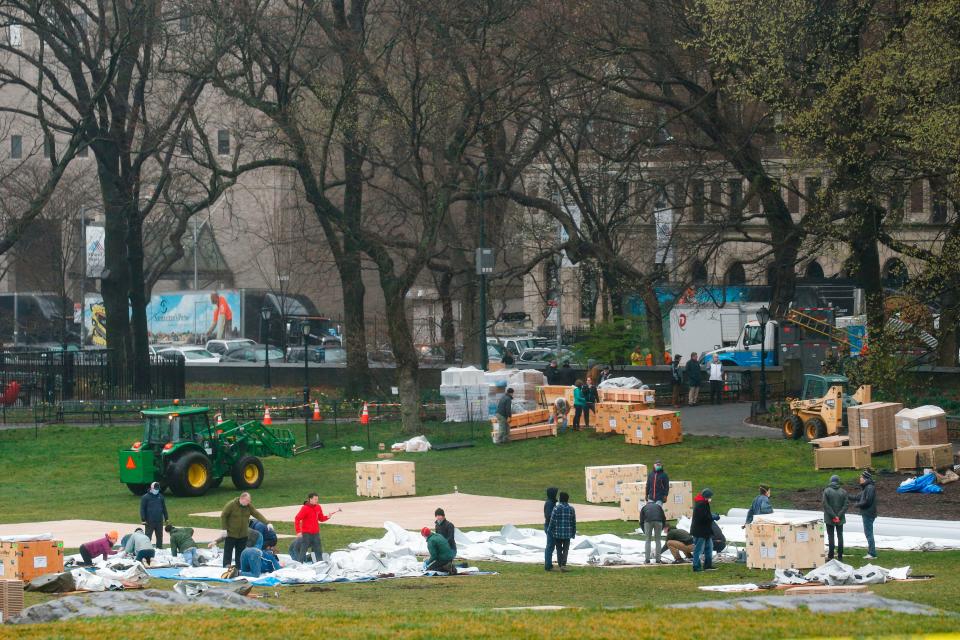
[810,435,849,448]
[895,407,950,448]
[814,445,871,470]
[893,444,954,471]
[0,540,64,583]
[506,408,551,428]
[746,520,826,570]
[356,460,416,498]
[594,402,651,434]
[494,422,557,442]
[619,480,693,521]
[623,409,683,446]
[584,464,647,503]
[0,579,24,622]
[847,402,901,454]
[598,388,656,404]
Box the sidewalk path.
[675,402,780,439]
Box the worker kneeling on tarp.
[421,526,457,575]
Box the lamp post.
[301,322,311,416]
[261,307,272,389]
[756,305,770,413]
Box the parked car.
[287,345,347,363]
[220,344,285,363]
[205,338,256,355]
[157,346,221,364]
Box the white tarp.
[391,435,431,453]
[0,534,53,542]
[597,377,645,389]
[775,560,911,586]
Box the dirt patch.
[780,471,960,521]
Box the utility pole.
[476,167,491,370]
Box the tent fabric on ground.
[896,473,943,494]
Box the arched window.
[690,260,708,285]
[804,260,825,280]
[882,258,909,289]
[724,262,746,285]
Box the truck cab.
[703,319,778,367]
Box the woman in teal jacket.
[572,379,589,430]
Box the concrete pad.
[0,520,227,548]
[191,493,622,529]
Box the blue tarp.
[896,473,943,494]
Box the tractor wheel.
[782,415,804,440]
[126,483,150,496]
[168,451,213,497]
[232,456,264,490]
[804,417,828,442]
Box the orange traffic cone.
[215,413,223,425]
[263,407,273,425]
[312,401,322,421]
[360,402,369,426]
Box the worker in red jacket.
[293,492,341,563]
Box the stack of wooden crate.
[847,402,901,454]
[490,408,557,441]
[584,463,647,503]
[0,579,24,623]
[622,409,683,446]
[594,402,651,434]
[893,406,953,471]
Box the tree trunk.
[382,279,422,434]
[754,175,799,318]
[640,283,666,364]
[849,202,885,336]
[126,213,151,394]
[937,288,959,367]
[100,185,132,377]
[437,270,456,364]
[339,246,371,399]
[457,273,481,366]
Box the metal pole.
[263,319,272,389]
[12,291,18,347]
[556,270,562,349]
[303,340,310,414]
[759,322,768,412]
[478,167,488,370]
[192,218,198,290]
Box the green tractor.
[118,405,296,497]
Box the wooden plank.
[785,584,869,595]
[810,435,849,449]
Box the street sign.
[475,248,494,275]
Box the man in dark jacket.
[823,475,849,561]
[220,492,271,568]
[250,519,278,549]
[544,487,558,571]
[559,361,576,385]
[434,508,456,555]
[670,354,683,408]
[646,461,670,504]
[690,488,720,571]
[639,500,666,564]
[495,388,514,444]
[855,471,878,559]
[547,491,576,571]
[665,525,694,562]
[140,482,169,549]
[711,522,727,553]
[684,353,703,405]
[545,361,560,384]
[745,485,773,524]
[166,525,200,567]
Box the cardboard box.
[619,480,693,521]
[584,464,648,503]
[0,579,24,622]
[893,444,954,471]
[623,409,683,446]
[594,402,651,434]
[746,520,826,570]
[814,445,871,470]
[356,460,416,498]
[0,540,64,583]
[847,402,901,454]
[895,406,949,448]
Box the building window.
[727,179,742,218]
[691,260,708,285]
[179,12,191,32]
[217,129,230,155]
[804,177,821,213]
[804,260,825,280]
[724,262,746,285]
[709,180,722,215]
[909,180,924,214]
[786,178,800,214]
[182,131,194,154]
[882,258,909,289]
[691,180,704,224]
[931,193,947,224]
[42,134,55,158]
[10,135,22,159]
[8,24,22,47]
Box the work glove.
[832,517,840,524]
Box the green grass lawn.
[1,419,958,638]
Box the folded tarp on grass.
[147,566,492,586]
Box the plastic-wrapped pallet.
[441,366,486,387]
[443,385,488,422]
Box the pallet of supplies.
[594,402,650,434]
[893,444,954,471]
[0,540,63,583]
[598,388,656,405]
[623,409,683,446]
[846,402,901,454]
[356,460,416,498]
[619,480,693,521]
[895,406,949,448]
[746,517,826,570]
[814,444,871,470]
[584,464,648,503]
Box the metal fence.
[0,350,185,409]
